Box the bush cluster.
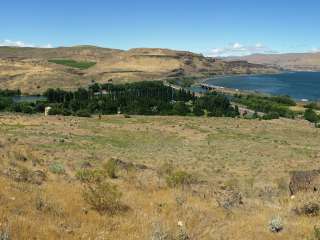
[233,94,295,119]
[304,108,320,123]
[166,171,196,188]
[48,162,65,175]
[83,181,126,215]
[76,169,105,183]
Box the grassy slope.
[48,59,96,70]
[0,114,319,239]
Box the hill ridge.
[0,46,279,94]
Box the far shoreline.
[193,71,320,103]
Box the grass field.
[0,113,319,239]
[48,59,96,70]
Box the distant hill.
[227,52,320,71]
[0,46,278,94]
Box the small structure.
[44,107,52,117]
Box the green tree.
[193,104,204,116]
[173,102,190,116]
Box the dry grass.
[0,113,319,239]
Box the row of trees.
[0,89,21,97]
[0,81,240,118]
[44,81,239,117]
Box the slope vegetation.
[0,114,319,239]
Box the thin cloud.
[205,42,277,57]
[0,39,53,48]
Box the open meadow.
[0,113,320,239]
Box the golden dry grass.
[0,113,319,239]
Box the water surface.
[206,72,320,101]
[12,96,47,103]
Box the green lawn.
[48,59,96,70]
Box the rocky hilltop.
[0,46,278,94]
[228,52,320,71]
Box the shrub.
[48,105,64,115]
[76,109,91,118]
[83,181,125,215]
[35,194,64,217]
[61,108,72,116]
[158,163,174,177]
[76,168,105,183]
[173,102,190,116]
[150,222,172,240]
[293,193,320,217]
[234,105,240,117]
[20,103,35,114]
[269,216,283,233]
[0,97,13,111]
[271,95,296,106]
[233,94,295,118]
[176,227,190,240]
[103,159,118,179]
[193,104,205,116]
[262,112,280,120]
[314,226,320,240]
[6,167,46,185]
[49,162,65,175]
[0,227,10,240]
[305,108,319,123]
[305,102,320,110]
[166,171,195,188]
[299,202,320,216]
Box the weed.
[76,168,105,183]
[151,222,172,240]
[83,181,127,215]
[103,159,118,179]
[166,171,195,188]
[48,162,65,175]
[314,226,320,240]
[269,216,283,233]
[35,194,64,217]
[0,228,10,240]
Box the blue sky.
[1,0,320,56]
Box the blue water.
[12,96,47,103]
[205,72,320,101]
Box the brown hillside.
[228,52,320,71]
[0,46,278,94]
